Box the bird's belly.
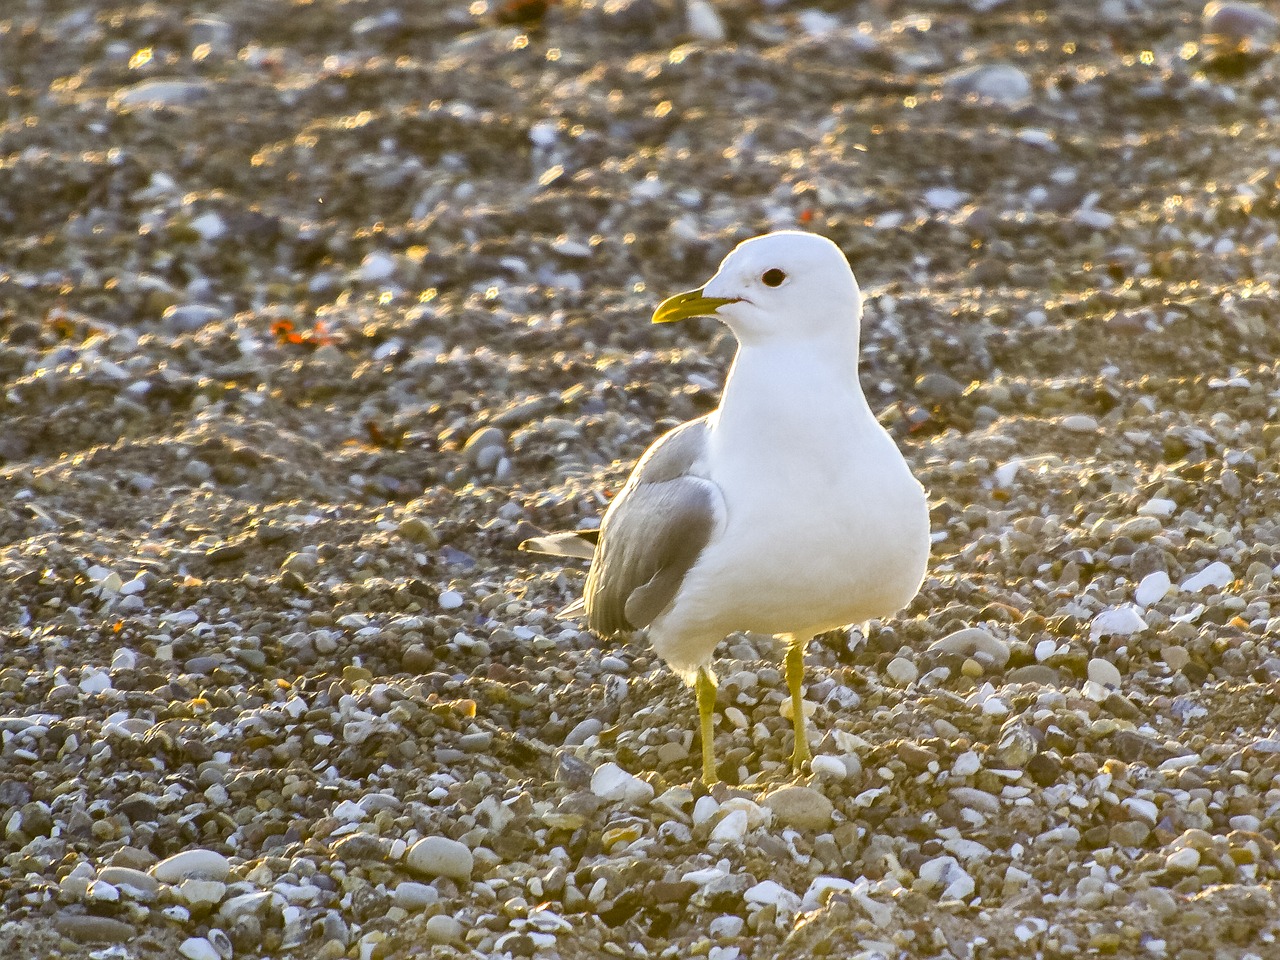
[668,461,929,640]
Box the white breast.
[648,345,930,672]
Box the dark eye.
[761,268,786,287]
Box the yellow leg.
[696,666,718,784]
[786,640,811,773]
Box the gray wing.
[584,416,721,636]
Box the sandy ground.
[4,0,1280,958]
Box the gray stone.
[762,786,833,830]
[406,836,473,882]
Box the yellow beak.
[651,288,738,324]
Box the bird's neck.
[715,330,875,440]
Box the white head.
[653,231,863,347]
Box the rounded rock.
[424,914,463,945]
[406,836,474,882]
[179,937,222,960]
[886,656,919,685]
[762,786,833,830]
[928,627,1011,667]
[151,849,231,884]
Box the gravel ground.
[4,0,1280,958]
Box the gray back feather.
[585,417,719,636]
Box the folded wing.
[585,417,721,636]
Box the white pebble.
[1087,658,1123,688]
[356,250,397,283]
[528,120,558,148]
[79,668,112,694]
[1089,605,1148,641]
[177,879,226,909]
[1180,561,1233,593]
[709,915,745,937]
[1138,497,1177,518]
[438,590,464,610]
[1034,638,1061,662]
[918,855,975,900]
[590,762,654,806]
[179,938,221,960]
[924,187,968,211]
[886,656,918,685]
[809,755,846,779]
[952,751,981,777]
[1204,1,1279,42]
[692,795,720,827]
[111,647,138,671]
[1061,413,1099,433]
[393,881,439,910]
[406,836,473,882]
[686,0,726,41]
[189,211,227,242]
[928,627,1011,667]
[993,461,1021,488]
[564,718,603,746]
[981,697,1009,717]
[1122,797,1159,824]
[944,63,1031,105]
[743,879,801,914]
[152,849,231,883]
[709,809,749,845]
[1135,570,1172,607]
[1166,847,1201,872]
[1073,208,1115,231]
[424,914,463,945]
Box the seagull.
[523,231,930,783]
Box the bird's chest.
[707,413,899,581]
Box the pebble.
[952,751,982,777]
[744,879,801,914]
[686,0,727,41]
[923,188,968,213]
[928,627,1011,667]
[356,250,397,283]
[762,786,833,830]
[177,879,227,909]
[916,372,967,401]
[1115,516,1162,541]
[1061,414,1100,433]
[393,881,439,910]
[918,856,976,900]
[1087,658,1123,688]
[943,63,1031,105]
[1203,1,1279,43]
[590,762,655,805]
[179,937,222,960]
[886,656,918,685]
[98,866,159,900]
[564,718,604,746]
[151,849,231,883]
[7,6,1280,960]
[710,809,750,845]
[1089,606,1148,641]
[111,79,212,110]
[406,836,474,882]
[1138,498,1177,518]
[1180,561,1233,593]
[1161,645,1191,671]
[809,755,846,779]
[464,427,506,467]
[1165,847,1201,873]
[423,914,463,945]
[1135,571,1172,607]
[53,914,134,943]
